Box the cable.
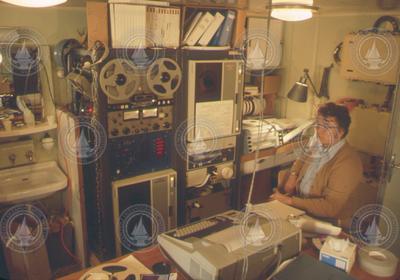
[193,174,212,189]
[39,59,55,106]
[266,247,282,280]
[241,256,249,280]
[246,0,273,210]
[373,16,399,32]
[242,6,275,278]
[59,219,81,264]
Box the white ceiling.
[248,0,400,14]
[2,0,400,13]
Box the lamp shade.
[287,80,308,102]
[1,0,67,7]
[271,0,316,22]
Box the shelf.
[0,122,57,138]
[182,45,231,50]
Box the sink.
[0,161,67,204]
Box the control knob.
[193,201,201,209]
[221,167,234,180]
[111,128,119,136]
[123,127,131,135]
[152,123,160,130]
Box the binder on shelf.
[210,18,224,46]
[185,12,214,46]
[183,12,203,45]
[198,12,225,46]
[217,10,235,46]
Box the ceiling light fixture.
[1,0,67,8]
[268,0,318,22]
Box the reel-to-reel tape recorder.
[98,50,182,178]
[84,50,183,259]
[99,53,182,139]
[100,56,181,103]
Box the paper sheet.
[205,225,243,253]
[253,200,305,220]
[195,100,233,139]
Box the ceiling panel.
[248,0,400,14]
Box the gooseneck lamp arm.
[303,68,320,97]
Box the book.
[185,12,214,46]
[217,10,235,46]
[108,0,170,6]
[198,12,225,46]
[147,6,180,48]
[183,12,203,45]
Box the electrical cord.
[265,247,283,280]
[193,174,212,189]
[373,15,399,32]
[39,59,55,106]
[242,2,274,278]
[59,219,81,264]
[246,0,273,209]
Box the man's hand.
[284,174,297,194]
[270,189,293,205]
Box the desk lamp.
[287,67,331,102]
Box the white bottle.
[16,96,35,127]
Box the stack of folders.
[183,10,236,47]
[109,2,181,48]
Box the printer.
[158,209,301,280]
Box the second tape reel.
[100,57,182,102]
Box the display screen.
[123,110,139,120]
[142,108,158,118]
[195,63,222,103]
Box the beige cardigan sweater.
[289,142,367,228]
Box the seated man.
[271,102,367,228]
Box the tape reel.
[99,59,140,101]
[243,96,265,116]
[100,57,181,101]
[146,58,182,98]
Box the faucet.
[26,150,33,162]
[8,153,16,165]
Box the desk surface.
[58,239,400,280]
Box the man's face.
[315,115,344,147]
